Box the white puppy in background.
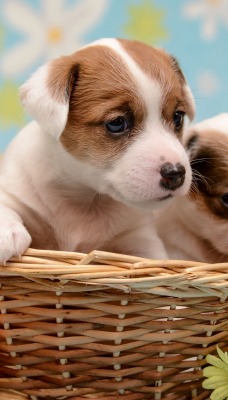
[156,113,228,263]
[0,38,195,264]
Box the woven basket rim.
[0,248,227,300]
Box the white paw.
[0,223,32,265]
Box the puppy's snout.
[160,162,186,191]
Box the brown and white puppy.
[0,38,195,264]
[156,113,228,262]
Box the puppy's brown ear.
[20,56,78,139]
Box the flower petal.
[41,0,65,26]
[203,376,228,390]
[210,385,228,400]
[202,17,217,40]
[65,0,109,35]
[1,39,44,77]
[204,366,228,378]
[3,0,41,35]
[206,354,228,371]
[182,2,206,18]
[217,347,228,366]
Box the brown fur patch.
[47,56,79,103]
[49,45,147,165]
[189,129,228,220]
[118,39,194,133]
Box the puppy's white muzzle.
[103,130,192,210]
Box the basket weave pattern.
[0,248,228,400]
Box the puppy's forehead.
[79,38,189,123]
[88,38,183,84]
[103,39,190,121]
[117,39,184,83]
[81,38,162,110]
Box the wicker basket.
[0,248,227,400]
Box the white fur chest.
[47,194,142,253]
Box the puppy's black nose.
[160,162,186,191]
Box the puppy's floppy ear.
[20,56,78,139]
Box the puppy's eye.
[221,193,228,207]
[105,116,130,136]
[173,111,185,131]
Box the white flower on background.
[183,0,228,40]
[2,0,109,77]
[197,71,219,96]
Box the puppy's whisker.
[192,170,212,183]
[189,181,200,197]
[192,170,213,191]
[190,157,218,165]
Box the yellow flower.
[0,81,26,128]
[124,0,168,45]
[203,346,228,400]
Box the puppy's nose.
[160,162,186,191]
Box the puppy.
[0,38,195,264]
[156,113,228,262]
